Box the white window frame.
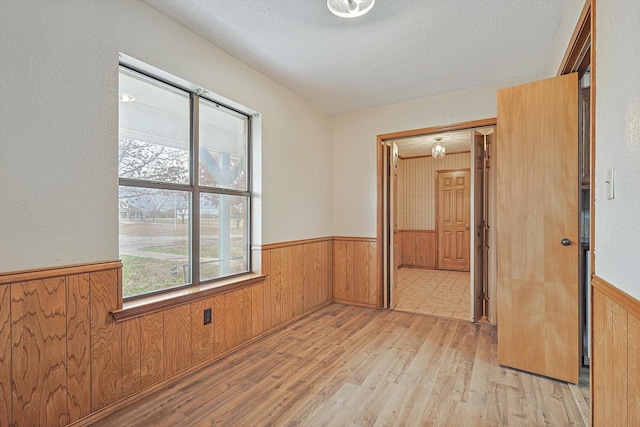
[118,56,256,300]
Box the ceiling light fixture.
[432,137,446,159]
[119,93,136,103]
[327,0,375,18]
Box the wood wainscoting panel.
[67,273,91,422]
[400,230,436,269]
[0,241,335,426]
[251,282,265,337]
[401,231,414,266]
[261,239,334,330]
[592,275,640,426]
[292,244,307,316]
[303,244,322,312]
[593,284,604,424]
[308,240,333,308]
[163,304,192,377]
[281,246,294,322]
[333,238,377,307]
[0,285,11,427]
[366,242,377,305]
[398,230,414,266]
[333,240,347,301]
[213,292,228,355]
[354,242,369,304]
[225,287,252,350]
[11,277,68,427]
[629,313,640,427]
[345,241,356,302]
[240,287,253,343]
[354,241,377,306]
[191,297,215,365]
[121,317,142,397]
[269,248,283,328]
[261,250,272,332]
[608,293,628,426]
[140,311,164,389]
[90,269,122,411]
[323,240,333,303]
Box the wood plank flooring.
[92,304,587,427]
[396,268,470,321]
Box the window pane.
[119,67,190,184]
[199,99,248,190]
[119,186,191,298]
[200,194,249,281]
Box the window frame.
[118,62,253,301]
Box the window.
[118,65,251,299]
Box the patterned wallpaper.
[398,152,470,230]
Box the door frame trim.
[557,0,591,77]
[376,118,496,309]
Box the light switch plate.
[606,167,615,200]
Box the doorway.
[379,121,497,323]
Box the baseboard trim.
[261,236,377,250]
[333,299,377,309]
[0,260,122,285]
[333,236,377,242]
[592,275,640,319]
[400,265,437,270]
[261,237,333,250]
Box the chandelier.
[327,0,375,18]
[432,137,446,159]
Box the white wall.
[547,0,590,77]
[594,0,640,299]
[331,80,534,238]
[329,0,585,239]
[0,0,596,277]
[0,0,333,272]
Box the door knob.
[561,238,571,246]
[465,224,469,230]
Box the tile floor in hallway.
[395,267,471,321]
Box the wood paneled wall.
[399,230,436,269]
[0,238,334,427]
[0,285,11,427]
[332,238,377,308]
[592,276,640,427]
[261,239,333,329]
[0,264,121,427]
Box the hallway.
[396,267,470,321]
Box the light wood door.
[389,142,399,309]
[473,133,485,321]
[496,73,579,383]
[383,141,399,309]
[485,132,497,325]
[437,170,470,271]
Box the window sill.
[110,273,266,323]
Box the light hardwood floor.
[93,304,588,427]
[396,267,471,321]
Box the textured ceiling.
[396,127,494,158]
[396,129,472,158]
[143,0,583,115]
